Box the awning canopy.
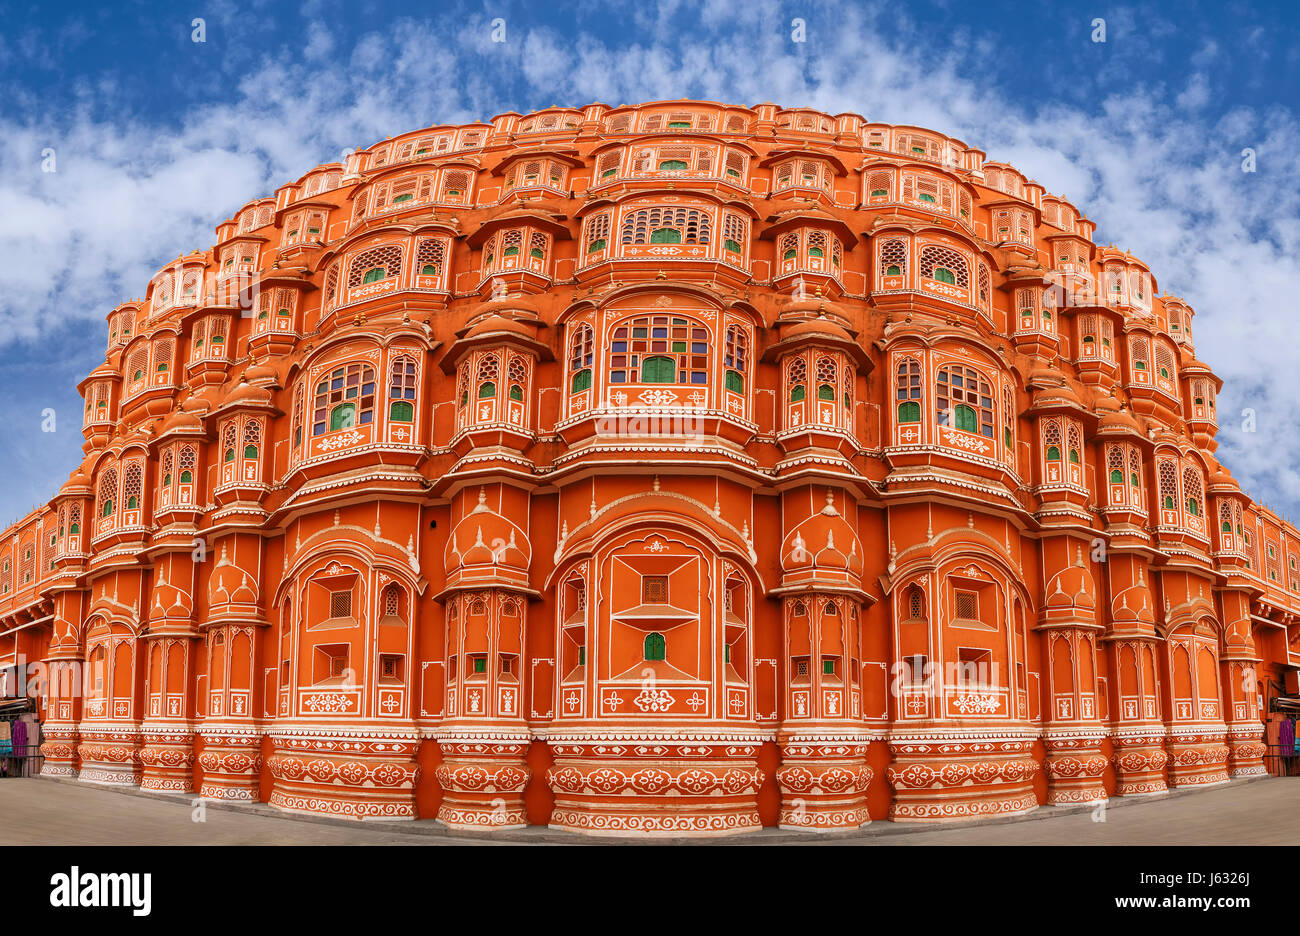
[0,697,33,717]
[1272,696,1300,713]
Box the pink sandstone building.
[0,99,1295,835]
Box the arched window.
[242,418,262,464]
[815,356,838,401]
[1002,385,1015,454]
[415,238,446,281]
[724,325,747,393]
[1183,464,1204,519]
[1063,422,1084,471]
[1042,418,1064,472]
[879,238,907,280]
[1158,457,1179,513]
[98,465,118,521]
[507,354,528,402]
[347,244,402,289]
[382,583,405,622]
[153,339,172,374]
[389,355,417,422]
[608,315,709,385]
[905,586,925,621]
[222,420,238,465]
[457,362,471,410]
[1130,337,1150,373]
[644,632,666,661]
[895,357,921,422]
[312,363,377,435]
[919,245,970,290]
[788,356,807,402]
[569,323,594,392]
[584,212,611,255]
[127,348,148,389]
[1155,343,1176,383]
[595,150,622,180]
[936,364,994,438]
[476,354,499,399]
[179,445,195,485]
[123,461,142,511]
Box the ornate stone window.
[388,355,418,424]
[349,244,402,290]
[503,158,566,195]
[877,236,908,290]
[895,356,922,426]
[608,315,709,385]
[936,364,994,438]
[772,157,833,194]
[312,362,377,435]
[723,324,747,394]
[569,324,594,394]
[620,205,712,246]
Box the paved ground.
[0,776,1295,844]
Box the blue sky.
[2,0,1299,527]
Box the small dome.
[244,362,280,384]
[1045,552,1096,610]
[778,317,854,345]
[463,314,538,343]
[224,381,273,407]
[445,489,531,575]
[780,500,863,580]
[1097,407,1141,434]
[1034,381,1082,408]
[1112,574,1157,626]
[58,467,93,498]
[160,408,204,434]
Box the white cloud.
[1177,72,1211,110]
[1,0,1298,518]
[303,21,335,61]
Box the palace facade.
[1,99,1297,835]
